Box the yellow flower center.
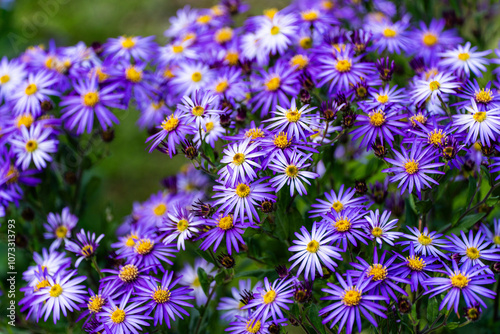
[135,239,154,255]
[35,279,50,291]
[161,116,179,132]
[422,32,438,46]
[428,129,446,146]
[475,89,493,103]
[286,165,299,178]
[466,247,481,260]
[225,52,239,65]
[290,55,309,70]
[273,132,291,148]
[367,264,387,281]
[25,139,38,153]
[25,83,37,95]
[404,159,419,175]
[246,319,262,333]
[218,215,233,230]
[473,141,482,151]
[286,109,301,122]
[450,272,470,289]
[410,113,427,127]
[172,44,184,53]
[55,225,68,239]
[429,80,440,91]
[95,67,109,82]
[406,256,425,271]
[265,77,280,91]
[0,74,10,84]
[192,105,205,116]
[119,264,139,282]
[88,295,105,313]
[6,166,19,185]
[371,227,383,237]
[270,26,280,35]
[121,37,135,49]
[418,234,433,246]
[369,111,386,127]
[49,284,63,297]
[153,288,171,304]
[125,234,137,247]
[83,92,99,107]
[126,67,142,83]
[342,288,361,306]
[192,277,201,287]
[473,111,487,123]
[301,10,319,21]
[197,15,212,24]
[215,27,233,43]
[335,59,351,72]
[232,153,245,166]
[299,37,312,49]
[153,203,167,216]
[191,71,202,83]
[383,28,397,38]
[177,219,189,232]
[81,244,94,257]
[236,183,251,198]
[245,128,265,140]
[332,201,343,213]
[307,240,320,253]
[335,217,351,232]
[263,289,276,304]
[16,114,34,128]
[205,122,214,132]
[458,52,470,61]
[111,308,126,324]
[264,8,278,19]
[215,80,229,93]
[493,235,500,245]
[376,94,389,104]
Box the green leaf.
[486,196,499,207]
[308,304,327,334]
[465,176,476,205]
[289,302,301,318]
[454,212,486,230]
[446,322,460,330]
[195,249,215,265]
[427,298,438,322]
[197,267,211,296]
[215,271,226,285]
[234,269,277,279]
[415,199,432,215]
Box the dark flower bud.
[409,57,425,74]
[275,265,289,279]
[294,281,313,303]
[462,159,475,172]
[64,171,77,185]
[341,109,357,129]
[443,10,464,29]
[349,29,372,55]
[289,317,300,326]
[259,199,275,213]
[221,0,242,15]
[463,303,481,322]
[239,60,252,75]
[236,107,246,124]
[319,100,339,122]
[299,72,314,91]
[370,180,388,204]
[451,253,461,263]
[21,207,35,221]
[101,128,114,142]
[439,136,459,161]
[268,322,282,334]
[335,93,350,113]
[161,176,177,194]
[181,140,198,160]
[354,180,367,195]
[371,138,387,158]
[91,42,103,55]
[220,99,233,112]
[481,143,496,157]
[219,113,232,128]
[398,297,411,314]
[192,199,215,218]
[239,289,254,307]
[299,89,311,104]
[217,253,235,269]
[386,193,405,217]
[376,57,395,82]
[15,234,28,248]
[493,262,500,273]
[353,79,369,100]
[40,100,53,112]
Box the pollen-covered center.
[121,37,135,49]
[245,128,265,140]
[301,10,319,21]
[153,288,171,304]
[286,165,299,178]
[162,116,180,132]
[111,308,126,324]
[428,129,446,146]
[335,59,352,72]
[369,110,386,126]
[25,83,38,95]
[371,227,383,237]
[265,76,281,91]
[135,239,154,255]
[270,26,280,35]
[458,52,470,61]
[404,159,419,175]
[331,201,343,212]
[0,74,10,84]
[191,71,202,82]
[263,289,276,304]
[376,94,389,104]
[236,183,251,198]
[286,109,301,122]
[83,91,99,107]
[475,89,493,103]
[218,215,233,230]
[49,284,63,297]
[422,32,438,46]
[88,295,105,313]
[466,247,481,260]
[473,111,487,123]
[126,66,142,82]
[429,80,440,91]
[119,264,139,283]
[418,234,433,246]
[273,132,291,148]
[82,244,94,257]
[215,80,229,93]
[232,153,245,166]
[55,225,68,239]
[334,217,351,232]
[367,264,387,281]
[177,219,189,231]
[410,113,427,127]
[192,105,205,117]
[246,319,262,333]
[25,139,38,153]
[153,203,167,216]
[342,287,361,306]
[306,240,320,253]
[450,272,470,289]
[383,27,397,38]
[290,55,309,70]
[16,114,34,128]
[406,256,425,271]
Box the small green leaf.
[215,271,226,285]
[427,298,438,322]
[195,249,215,265]
[486,196,499,206]
[308,304,327,334]
[454,212,486,230]
[465,176,476,205]
[446,322,460,330]
[415,200,432,215]
[197,267,211,296]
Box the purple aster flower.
[453,79,500,111]
[424,262,496,314]
[43,207,78,251]
[217,278,262,321]
[445,230,500,274]
[480,219,500,248]
[97,291,152,333]
[259,131,318,169]
[453,99,500,146]
[134,270,194,327]
[218,138,263,187]
[103,35,157,62]
[491,157,500,181]
[309,184,368,218]
[199,213,247,255]
[11,123,58,170]
[348,248,410,302]
[243,277,294,321]
[323,207,369,251]
[179,258,216,306]
[209,66,247,101]
[365,85,407,109]
[23,249,71,286]
[369,19,411,54]
[398,226,448,258]
[146,111,196,157]
[65,229,104,267]
[439,42,490,78]
[170,61,214,96]
[213,178,276,224]
[177,90,222,129]
[226,315,286,334]
[60,76,124,134]
[410,19,462,61]
[319,272,387,334]
[288,222,342,280]
[77,286,110,327]
[383,142,445,198]
[0,56,26,103]
[363,209,403,247]
[411,71,459,107]
[160,204,203,250]
[254,12,298,56]
[268,149,318,196]
[100,262,152,297]
[125,235,177,272]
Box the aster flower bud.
[371,138,388,158]
[192,199,215,218]
[493,262,500,273]
[370,180,388,204]
[181,140,198,160]
[268,322,282,334]
[40,99,53,112]
[409,56,425,74]
[236,107,246,124]
[259,199,275,213]
[91,41,103,55]
[294,281,312,303]
[463,303,481,322]
[299,72,314,91]
[299,89,311,104]
[341,109,357,128]
[21,207,35,221]
[353,79,369,100]
[239,59,252,75]
[349,29,371,55]
[239,289,254,307]
[439,136,459,161]
[319,100,339,122]
[354,180,367,195]
[480,143,496,156]
[275,265,289,279]
[161,175,177,194]
[219,113,232,128]
[398,298,411,314]
[451,253,461,263]
[463,159,475,173]
[386,193,405,217]
[376,57,395,82]
[220,99,233,112]
[101,128,114,142]
[217,253,235,268]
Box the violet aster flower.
[100,262,152,297]
[453,99,500,146]
[160,205,203,250]
[199,213,248,255]
[179,258,216,306]
[103,35,157,62]
[126,235,177,272]
[319,272,387,334]
[60,76,124,134]
[11,123,58,170]
[480,218,500,248]
[411,19,462,61]
[243,277,294,321]
[177,90,221,129]
[369,19,411,54]
[398,226,448,259]
[363,209,403,247]
[65,229,104,267]
[323,207,369,251]
[383,141,445,198]
[288,222,342,280]
[424,262,496,314]
[134,270,194,327]
[146,111,196,157]
[309,184,367,218]
[217,278,262,321]
[23,248,71,286]
[226,315,286,334]
[411,71,459,107]
[43,207,78,251]
[439,42,490,78]
[453,79,500,111]
[218,138,263,187]
[0,56,26,103]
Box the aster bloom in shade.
[480,219,500,248]
[23,249,71,286]
[439,42,490,77]
[103,35,156,61]
[370,19,411,54]
[453,99,500,146]
[217,278,262,321]
[11,124,58,170]
[398,226,448,258]
[146,111,196,157]
[363,209,403,247]
[444,230,500,274]
[349,248,410,302]
[60,76,124,134]
[43,207,78,251]
[392,243,442,292]
[264,99,318,141]
[254,12,297,56]
[65,229,103,267]
[199,213,248,254]
[319,272,387,334]
[97,291,152,334]
[29,269,87,324]
[309,185,367,218]
[243,277,294,321]
[411,71,459,106]
[9,70,59,117]
[323,207,369,251]
[424,262,496,314]
[218,138,263,187]
[134,270,194,327]
[288,222,342,280]
[411,19,463,61]
[383,142,445,198]
[213,178,276,224]
[160,205,203,250]
[179,258,216,306]
[268,150,318,196]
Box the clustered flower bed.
[1,0,500,333]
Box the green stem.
[91,257,104,279]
